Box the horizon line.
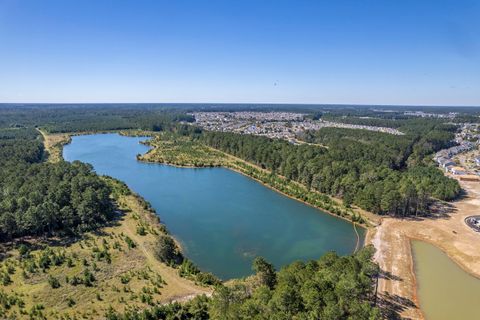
[1,102,480,108]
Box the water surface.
[412,240,480,320]
[64,133,363,279]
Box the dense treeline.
[105,247,380,320]
[0,128,114,240]
[320,114,458,133]
[0,105,193,133]
[301,122,457,166]
[198,121,460,216]
[316,107,480,124]
[3,104,478,134]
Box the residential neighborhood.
[191,111,404,142]
[404,111,458,119]
[434,123,480,178]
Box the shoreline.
[138,134,371,231]
[139,146,369,240]
[65,130,371,230]
[407,236,423,320]
[43,129,480,319]
[41,130,214,285]
[62,131,365,274]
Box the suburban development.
[192,111,404,142]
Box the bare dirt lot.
[368,178,480,319]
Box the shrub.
[67,298,75,307]
[83,269,95,287]
[136,225,147,236]
[154,235,183,265]
[125,236,136,249]
[47,276,60,289]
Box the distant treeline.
[2,104,479,133]
[311,106,480,123]
[195,118,460,216]
[0,127,114,240]
[0,105,194,133]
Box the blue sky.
[0,0,479,105]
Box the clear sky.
[0,0,479,105]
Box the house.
[439,159,455,168]
[450,166,467,175]
[435,156,447,164]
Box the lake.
[412,240,480,320]
[64,133,364,279]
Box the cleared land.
[37,129,71,163]
[369,177,480,320]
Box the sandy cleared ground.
[37,128,71,162]
[368,178,480,319]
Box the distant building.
[437,158,455,168]
[450,166,467,175]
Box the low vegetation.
[140,133,225,167]
[37,129,71,163]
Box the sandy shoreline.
[369,178,480,319]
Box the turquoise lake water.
[63,133,364,279]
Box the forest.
[0,105,194,133]
[197,118,460,216]
[0,127,114,240]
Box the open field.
[140,135,226,168]
[369,177,480,319]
